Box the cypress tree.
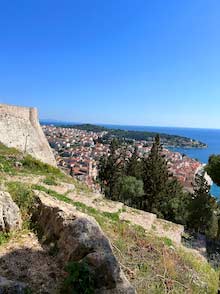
[142,135,169,212]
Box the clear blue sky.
[0,0,220,128]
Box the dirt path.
[0,231,64,293]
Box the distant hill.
[50,123,207,148]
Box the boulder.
[0,276,28,294]
[33,190,135,294]
[0,191,22,232]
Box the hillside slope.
[0,143,219,293]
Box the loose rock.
[0,191,22,232]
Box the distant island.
[46,123,207,149]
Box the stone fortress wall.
[0,103,56,166]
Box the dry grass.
[96,220,218,294]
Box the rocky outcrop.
[33,190,135,294]
[66,190,184,244]
[0,103,56,166]
[0,276,28,294]
[153,218,184,244]
[0,191,22,232]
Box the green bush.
[61,261,95,294]
[117,176,144,206]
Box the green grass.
[0,143,20,156]
[0,232,11,246]
[178,247,219,294]
[162,237,173,247]
[32,184,72,203]
[102,211,120,221]
[32,184,120,225]
[42,175,58,186]
[0,143,68,178]
[0,143,21,174]
[73,179,92,194]
[6,182,35,228]
[21,155,65,178]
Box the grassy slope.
[0,143,219,293]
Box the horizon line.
[40,119,220,131]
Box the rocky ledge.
[33,190,135,294]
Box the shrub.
[61,261,95,294]
[117,176,144,206]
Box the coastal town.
[42,125,203,192]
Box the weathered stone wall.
[0,103,56,166]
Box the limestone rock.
[153,218,184,244]
[120,208,156,231]
[0,103,56,166]
[0,276,28,293]
[0,191,22,232]
[33,190,135,293]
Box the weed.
[151,224,156,231]
[163,237,173,247]
[0,232,11,246]
[42,175,58,186]
[7,182,35,228]
[102,211,119,221]
[61,261,95,294]
[22,155,62,176]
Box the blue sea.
[102,124,220,198]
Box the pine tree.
[126,146,143,179]
[160,178,190,224]
[205,154,220,239]
[188,173,215,233]
[98,138,125,200]
[142,135,169,212]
